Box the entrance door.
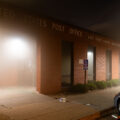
[106,50,112,80]
[62,40,73,87]
[87,46,96,81]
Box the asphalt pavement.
[98,108,117,120]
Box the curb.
[79,106,115,120]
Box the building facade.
[0,4,120,94]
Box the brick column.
[74,40,87,84]
[96,46,106,81]
[37,35,61,94]
[112,49,119,79]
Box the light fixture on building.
[87,51,92,56]
[3,37,29,59]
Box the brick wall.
[74,40,87,84]
[112,49,119,79]
[96,44,106,81]
[36,32,120,94]
[0,4,120,94]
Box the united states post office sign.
[0,7,83,37]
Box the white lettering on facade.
[39,19,47,27]
[95,37,102,42]
[111,42,120,47]
[1,7,120,48]
[103,40,110,44]
[69,28,82,37]
[52,23,64,32]
[88,35,94,40]
[2,8,15,18]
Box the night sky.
[0,0,120,40]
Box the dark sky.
[0,0,120,40]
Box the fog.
[0,31,36,88]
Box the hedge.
[69,84,88,93]
[69,79,120,93]
[87,82,97,90]
[95,81,107,89]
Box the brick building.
[0,4,120,94]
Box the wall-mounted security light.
[3,37,29,59]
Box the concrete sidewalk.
[65,86,120,111]
[54,86,120,110]
[0,86,119,120]
[0,87,96,120]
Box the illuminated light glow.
[87,51,92,56]
[3,37,29,59]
